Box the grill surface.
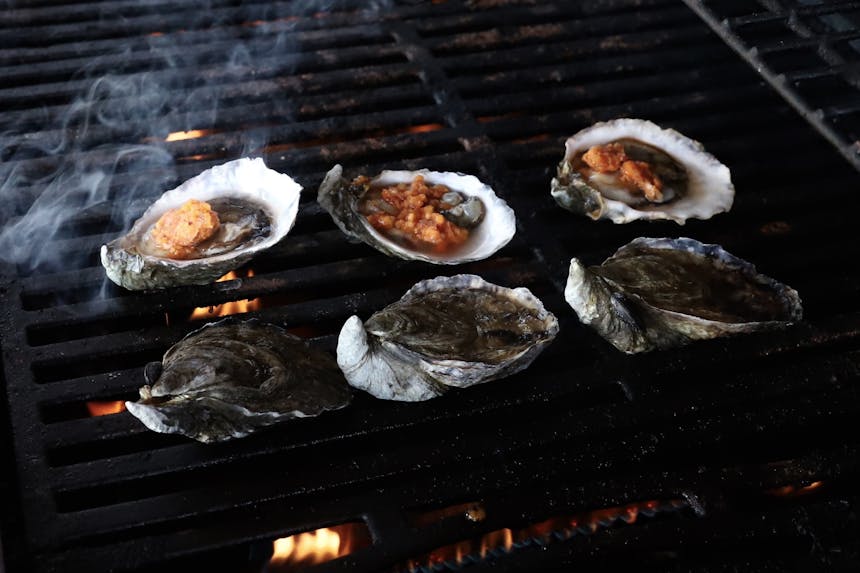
[685,0,860,171]
[1,1,860,572]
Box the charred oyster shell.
[550,119,734,224]
[337,274,558,401]
[101,158,301,290]
[318,165,516,264]
[565,237,802,354]
[125,319,352,442]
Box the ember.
[85,401,126,417]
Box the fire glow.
[189,270,261,320]
[765,481,824,497]
[403,499,685,572]
[164,129,211,142]
[86,401,126,417]
[268,524,369,570]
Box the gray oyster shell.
[101,158,301,290]
[318,165,516,264]
[565,237,803,354]
[337,274,559,401]
[550,119,734,224]
[125,319,352,442]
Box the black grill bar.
[684,0,860,171]
[2,0,860,572]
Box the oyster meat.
[125,319,352,442]
[551,119,734,224]
[337,274,558,401]
[318,165,516,264]
[101,158,301,290]
[565,237,802,354]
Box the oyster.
[101,158,301,290]
[125,319,352,443]
[550,119,734,224]
[565,237,802,354]
[337,274,558,401]
[318,165,516,264]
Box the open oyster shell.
[101,158,301,290]
[565,237,802,354]
[125,319,352,442]
[318,164,516,264]
[337,274,558,401]
[550,119,734,224]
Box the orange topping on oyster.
[151,199,220,259]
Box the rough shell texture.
[318,164,516,264]
[101,158,301,290]
[125,319,352,442]
[564,237,803,354]
[337,274,559,401]
[550,119,734,224]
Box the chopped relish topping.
[361,175,469,253]
[151,199,220,259]
[582,142,627,173]
[619,160,663,202]
[582,142,664,201]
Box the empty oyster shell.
[318,165,516,264]
[101,158,301,290]
[337,274,558,401]
[550,119,734,224]
[565,237,802,354]
[125,319,352,442]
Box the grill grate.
[684,0,860,171]
[1,0,859,572]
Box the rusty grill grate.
[1,0,859,571]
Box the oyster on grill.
[565,237,802,354]
[125,319,352,442]
[318,165,516,264]
[550,119,734,224]
[101,158,301,290]
[337,274,558,401]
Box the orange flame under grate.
[765,481,824,497]
[86,401,126,416]
[164,129,212,142]
[269,524,370,570]
[189,270,260,320]
[403,499,685,572]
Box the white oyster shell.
[565,237,802,354]
[318,164,516,264]
[337,274,559,401]
[550,119,734,224]
[101,158,301,290]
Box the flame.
[765,481,824,497]
[189,270,260,320]
[404,499,681,571]
[86,401,126,417]
[269,524,366,569]
[164,129,211,142]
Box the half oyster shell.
[318,165,516,264]
[101,158,301,290]
[565,237,802,354]
[337,274,558,401]
[550,119,734,224]
[125,319,352,442]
